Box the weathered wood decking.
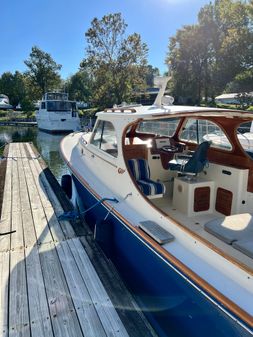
[0,142,156,337]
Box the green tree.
[0,71,26,106]
[225,68,253,92]
[81,13,148,107]
[66,70,92,102]
[145,65,160,87]
[167,24,214,104]
[24,46,62,97]
[166,0,253,104]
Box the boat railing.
[104,108,136,113]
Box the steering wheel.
[162,145,178,152]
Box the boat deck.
[152,195,253,271]
[0,142,156,337]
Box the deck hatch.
[139,220,174,244]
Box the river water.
[0,125,69,182]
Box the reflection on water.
[0,126,68,182]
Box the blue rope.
[57,197,118,221]
[58,210,79,221]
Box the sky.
[1,0,210,79]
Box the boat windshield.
[46,93,68,100]
[236,121,253,158]
[180,118,232,150]
[136,118,180,136]
[47,101,76,112]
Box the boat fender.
[94,218,113,258]
[61,174,72,199]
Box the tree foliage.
[166,0,253,104]
[81,13,149,107]
[0,71,26,106]
[66,70,92,102]
[24,46,62,97]
[145,65,160,87]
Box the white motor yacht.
[36,92,81,133]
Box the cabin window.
[136,118,180,136]
[47,101,72,111]
[90,120,118,157]
[179,118,232,150]
[236,121,253,158]
[41,102,45,109]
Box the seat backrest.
[184,141,210,173]
[128,158,150,180]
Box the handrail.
[104,108,136,113]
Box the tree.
[167,24,214,104]
[66,70,92,102]
[145,65,160,87]
[24,46,62,97]
[0,71,26,106]
[166,0,253,104]
[81,13,148,107]
[225,68,253,92]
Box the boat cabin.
[40,92,78,115]
[87,106,253,271]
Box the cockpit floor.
[152,196,253,272]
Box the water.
[0,125,69,182]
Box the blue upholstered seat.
[128,158,165,197]
[168,141,210,176]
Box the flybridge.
[43,92,68,101]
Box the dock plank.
[11,144,21,213]
[39,243,83,337]
[0,152,12,219]
[11,210,24,250]
[22,209,37,248]
[17,144,31,212]
[0,251,9,337]
[25,245,54,337]
[20,144,51,210]
[25,143,76,240]
[56,240,107,337]
[9,249,30,337]
[70,238,129,337]
[26,144,64,215]
[19,144,54,245]
[0,144,12,252]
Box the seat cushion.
[204,213,253,244]
[137,179,165,196]
[232,240,253,259]
[128,158,150,180]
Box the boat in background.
[0,94,13,110]
[60,77,253,337]
[36,92,81,133]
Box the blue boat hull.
[72,173,252,337]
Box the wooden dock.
[0,121,37,127]
[0,142,156,337]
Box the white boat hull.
[36,111,81,133]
